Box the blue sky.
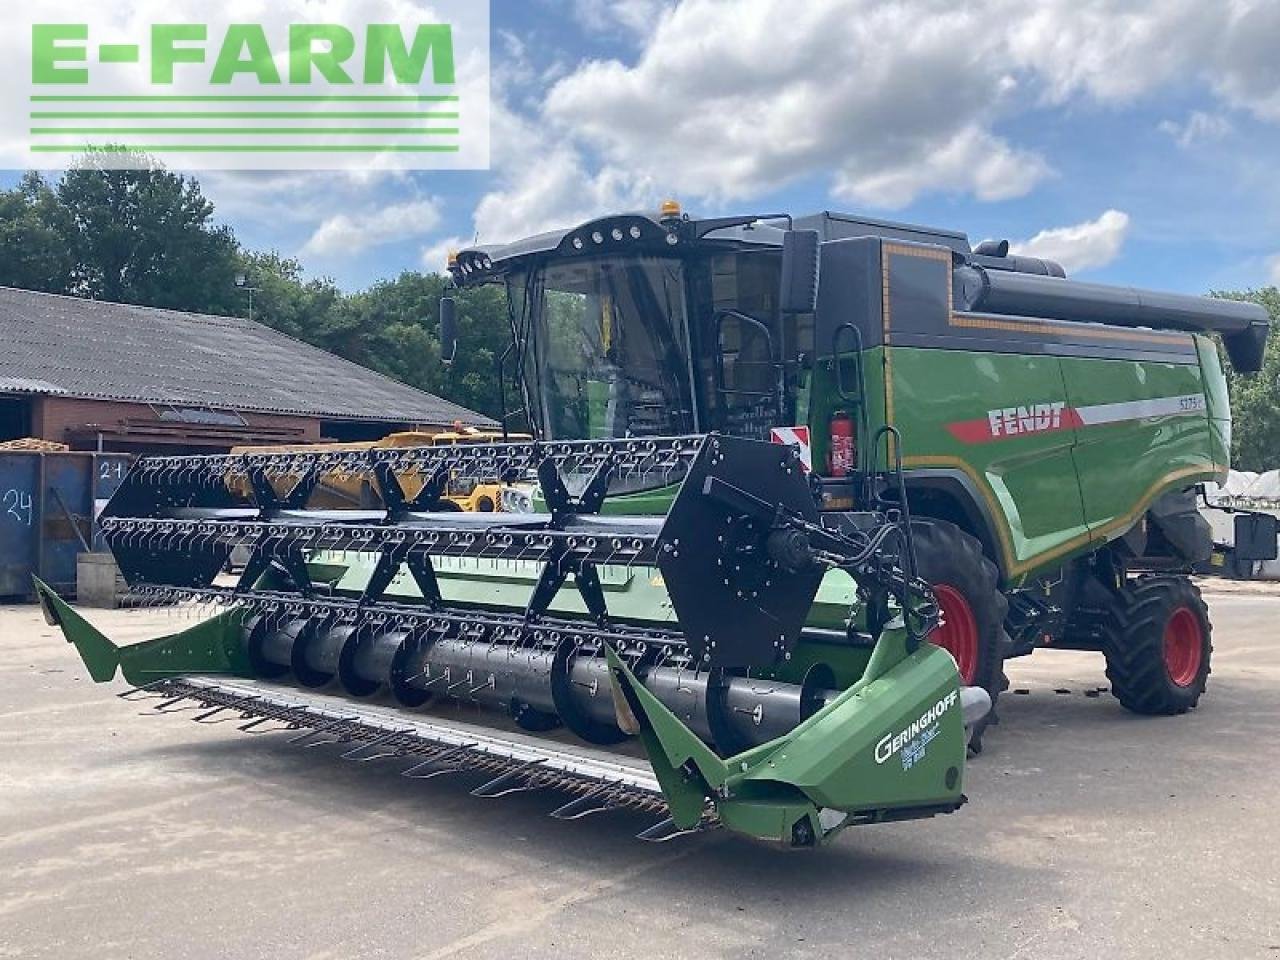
[6,0,1280,296]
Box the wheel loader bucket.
[41,433,982,846]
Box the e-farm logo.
[19,2,490,171]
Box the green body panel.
[35,577,250,685]
[1060,354,1218,541]
[805,349,889,478]
[316,552,861,632]
[607,616,965,844]
[743,641,963,813]
[533,481,679,516]
[1195,335,1233,471]
[889,346,1091,579]
[802,340,1222,585]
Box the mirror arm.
[439,295,459,367]
[712,308,786,428]
[496,341,515,443]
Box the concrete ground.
[1,586,1278,960]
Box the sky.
[6,0,1280,295]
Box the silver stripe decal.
[1074,394,1206,426]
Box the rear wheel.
[910,519,1009,746]
[1102,576,1211,715]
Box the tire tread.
[1102,576,1212,715]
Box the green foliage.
[57,151,242,313]
[0,155,242,315]
[1214,288,1280,471]
[0,156,518,423]
[0,172,75,294]
[349,275,521,422]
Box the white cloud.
[200,170,410,229]
[834,125,1052,208]
[544,0,1053,209]
[1159,111,1233,148]
[195,0,1280,275]
[477,0,1280,225]
[1001,0,1280,121]
[572,0,671,37]
[466,100,651,245]
[303,198,442,257]
[1267,253,1280,287]
[1010,210,1131,275]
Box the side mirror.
[1234,512,1278,562]
[439,296,459,366]
[779,229,820,315]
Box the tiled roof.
[0,287,492,426]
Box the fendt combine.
[40,204,1273,847]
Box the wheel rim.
[1163,606,1203,687]
[932,584,979,685]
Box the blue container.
[0,451,132,599]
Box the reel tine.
[338,729,412,762]
[142,693,200,715]
[471,758,548,799]
[400,742,477,779]
[636,817,700,843]
[548,782,618,821]
[118,679,172,701]
[192,705,232,724]
[287,716,355,747]
[229,698,281,733]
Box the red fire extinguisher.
[828,410,855,477]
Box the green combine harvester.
[40,203,1275,847]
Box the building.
[0,287,492,453]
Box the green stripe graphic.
[31,95,459,103]
[31,144,462,153]
[32,128,461,136]
[32,112,459,120]
[27,92,468,159]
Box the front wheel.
[1103,576,1212,715]
[909,519,1010,746]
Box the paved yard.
[1,587,1278,959]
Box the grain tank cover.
[793,211,971,253]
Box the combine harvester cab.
[38,432,987,847]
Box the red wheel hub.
[932,584,979,684]
[1163,605,1203,687]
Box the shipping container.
[0,451,132,599]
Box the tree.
[234,250,349,350]
[0,172,74,294]
[1214,288,1280,471]
[56,150,242,315]
[348,273,519,422]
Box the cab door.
[893,348,1090,580]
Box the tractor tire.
[1102,576,1211,715]
[910,518,1010,749]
